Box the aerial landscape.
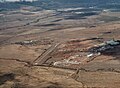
[0,0,120,87]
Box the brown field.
[0,9,120,88]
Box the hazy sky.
[6,0,34,1]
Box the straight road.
[33,43,60,65]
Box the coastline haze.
[6,0,34,1]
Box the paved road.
[33,43,60,65]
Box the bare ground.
[0,10,120,88]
